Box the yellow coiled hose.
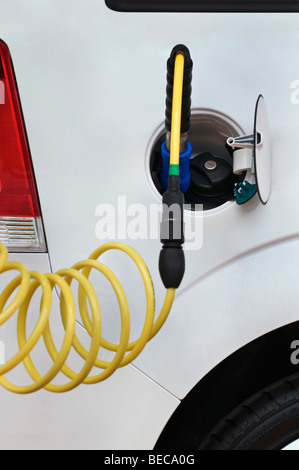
[0,242,175,394]
[0,52,185,394]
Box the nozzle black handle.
[159,175,185,289]
[165,45,193,134]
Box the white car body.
[0,0,299,450]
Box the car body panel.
[134,238,299,398]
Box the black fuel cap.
[189,152,234,200]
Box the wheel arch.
[155,319,299,450]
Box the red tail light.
[0,40,46,252]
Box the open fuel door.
[227,95,271,205]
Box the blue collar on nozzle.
[160,140,192,193]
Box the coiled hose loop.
[0,242,175,394]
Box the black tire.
[199,374,299,450]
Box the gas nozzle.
[159,47,193,289]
